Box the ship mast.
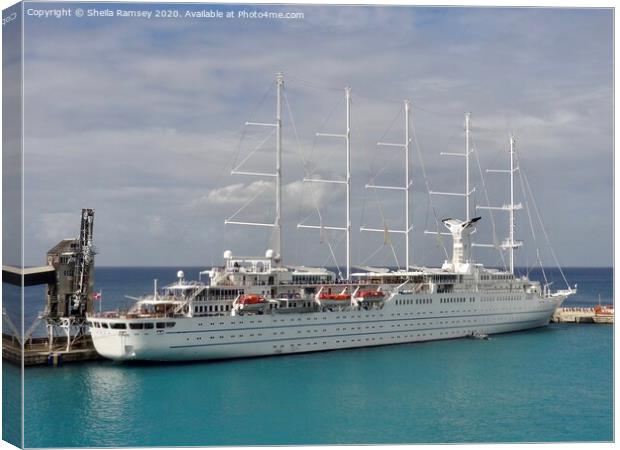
[275,73,283,260]
[298,86,352,279]
[226,72,284,261]
[426,113,475,253]
[361,99,413,269]
[476,133,522,273]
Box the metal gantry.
[361,99,413,269]
[298,87,352,279]
[71,208,95,315]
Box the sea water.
[3,267,614,446]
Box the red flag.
[92,292,102,300]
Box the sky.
[12,3,613,270]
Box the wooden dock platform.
[2,334,103,366]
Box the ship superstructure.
[88,74,575,362]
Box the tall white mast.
[405,100,411,267]
[476,133,522,274]
[226,72,284,261]
[465,112,471,221]
[361,99,413,269]
[298,86,352,280]
[508,134,516,273]
[426,112,475,253]
[275,73,283,260]
[345,87,351,280]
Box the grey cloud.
[20,6,612,269]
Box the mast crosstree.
[298,86,352,280]
[361,99,413,269]
[476,134,523,274]
[226,72,284,262]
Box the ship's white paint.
[89,288,565,362]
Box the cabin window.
[110,323,126,329]
[129,323,144,330]
[144,323,154,329]
[166,322,176,328]
[156,322,166,329]
[101,322,109,328]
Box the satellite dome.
[265,249,274,258]
[177,270,185,280]
[223,250,233,259]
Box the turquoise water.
[4,268,615,446]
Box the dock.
[551,306,614,324]
[2,333,102,366]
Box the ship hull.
[90,294,565,362]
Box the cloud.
[20,6,613,268]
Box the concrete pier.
[551,306,614,324]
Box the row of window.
[481,295,523,302]
[440,297,474,304]
[395,298,433,305]
[195,304,230,313]
[88,321,176,330]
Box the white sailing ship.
[88,74,575,362]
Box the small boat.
[469,331,490,340]
[234,294,268,315]
[237,294,267,305]
[318,293,350,301]
[593,303,614,324]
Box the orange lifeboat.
[318,293,351,301]
[355,290,384,299]
[237,294,267,305]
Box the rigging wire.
[355,110,402,269]
[410,110,449,260]
[470,136,507,270]
[172,79,275,256]
[285,87,347,272]
[286,74,346,92]
[518,155,571,290]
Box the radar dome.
[177,270,185,279]
[265,249,274,258]
[223,250,233,259]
